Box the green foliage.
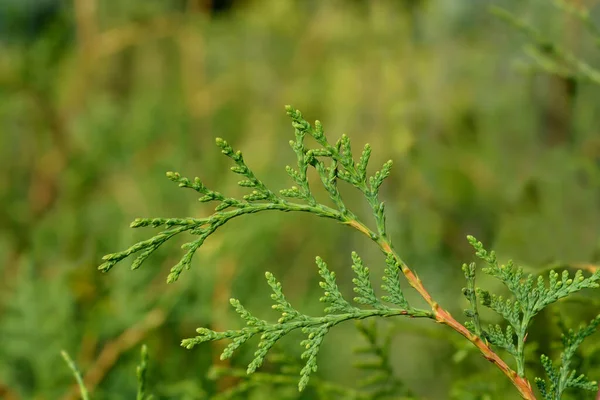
[467,235,600,383]
[3,1,600,399]
[180,256,429,391]
[535,315,600,400]
[102,106,438,392]
[102,106,600,399]
[100,105,398,287]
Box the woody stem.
[346,219,537,400]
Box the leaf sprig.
[100,105,410,391]
[464,236,600,393]
[181,255,431,391]
[100,106,600,399]
[535,315,600,400]
[99,106,394,283]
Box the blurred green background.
[1,0,600,399]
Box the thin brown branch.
[349,219,537,400]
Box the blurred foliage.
[0,0,599,399]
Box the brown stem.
[347,219,537,400]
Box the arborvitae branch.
[181,255,431,391]
[535,315,600,399]
[100,106,600,399]
[468,235,600,382]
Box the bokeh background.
[1,0,600,399]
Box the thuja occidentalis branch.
[346,218,537,400]
[127,199,536,398]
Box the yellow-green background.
[1,0,599,399]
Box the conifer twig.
[100,106,600,399]
[346,219,536,399]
